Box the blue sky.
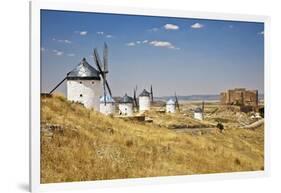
[41,10,264,96]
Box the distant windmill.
[93,43,113,105]
[175,92,180,112]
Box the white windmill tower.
[95,43,115,115]
[119,94,134,116]
[194,101,205,120]
[166,99,176,113]
[100,95,115,115]
[138,89,151,112]
[66,57,101,110]
[166,92,180,113]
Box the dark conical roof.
[120,93,133,103]
[139,89,150,97]
[194,107,203,113]
[67,58,101,80]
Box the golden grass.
[40,95,264,183]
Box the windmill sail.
[49,77,67,94]
[103,43,109,73]
[150,85,154,103]
[175,92,180,112]
[93,48,112,97]
[133,86,138,109]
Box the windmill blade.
[175,92,180,112]
[93,48,112,97]
[133,88,138,108]
[150,85,154,103]
[49,77,67,94]
[103,42,109,73]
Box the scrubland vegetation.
[41,94,264,183]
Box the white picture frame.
[30,0,270,192]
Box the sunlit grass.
[40,94,264,183]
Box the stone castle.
[220,88,258,108]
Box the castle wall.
[220,88,258,107]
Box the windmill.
[175,92,180,112]
[93,43,112,105]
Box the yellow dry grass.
[40,94,264,183]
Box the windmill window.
[80,94,83,97]
[80,81,82,84]
[92,81,94,84]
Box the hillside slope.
[41,95,264,183]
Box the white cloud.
[58,39,71,44]
[106,34,113,38]
[136,41,141,44]
[191,23,204,29]
[79,31,88,35]
[53,49,64,56]
[67,53,75,57]
[149,40,179,49]
[258,31,264,35]
[97,31,104,35]
[126,42,136,46]
[41,47,46,52]
[164,23,179,30]
[143,40,148,43]
[229,25,234,29]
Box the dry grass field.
[40,94,264,183]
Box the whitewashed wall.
[118,103,133,116]
[67,79,101,111]
[194,112,203,120]
[166,104,176,113]
[100,103,115,115]
[139,96,150,111]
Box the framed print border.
[30,0,270,192]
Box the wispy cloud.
[96,31,113,38]
[53,49,64,56]
[79,31,88,35]
[258,31,264,35]
[149,40,179,50]
[126,40,149,47]
[164,23,179,30]
[41,47,46,52]
[75,31,88,36]
[67,53,75,57]
[97,31,104,35]
[126,42,136,46]
[52,38,72,44]
[191,23,204,29]
[58,39,71,44]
